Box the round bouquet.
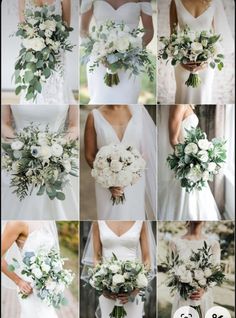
[167,127,227,192]
[91,143,146,205]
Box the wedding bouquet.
[167,127,226,192]
[162,241,225,317]
[81,20,154,87]
[9,247,74,308]
[13,5,74,101]
[91,143,146,205]
[88,254,149,318]
[159,26,224,87]
[1,124,79,201]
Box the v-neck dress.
[92,108,145,220]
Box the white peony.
[51,143,63,157]
[180,270,192,284]
[136,273,148,288]
[204,268,212,278]
[39,145,52,160]
[23,38,46,51]
[11,141,24,151]
[198,139,211,150]
[184,143,198,155]
[109,264,120,274]
[110,160,123,172]
[198,150,209,163]
[32,268,43,279]
[191,42,203,52]
[208,162,217,172]
[194,269,205,281]
[115,35,130,53]
[112,274,125,286]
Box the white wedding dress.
[174,0,233,104]
[1,105,78,220]
[19,0,75,105]
[98,221,144,318]
[81,0,152,104]
[170,237,221,317]
[159,112,220,221]
[92,107,146,220]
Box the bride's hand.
[181,62,207,72]
[117,289,139,304]
[109,187,124,198]
[2,127,15,142]
[17,279,33,295]
[65,127,78,141]
[103,290,117,300]
[190,288,204,300]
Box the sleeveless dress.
[170,237,221,317]
[19,0,75,105]
[1,105,78,220]
[92,108,145,220]
[159,113,220,221]
[81,0,153,104]
[173,0,218,104]
[98,221,144,318]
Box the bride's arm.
[140,3,154,46]
[169,0,178,35]
[1,222,32,295]
[1,105,15,140]
[168,105,186,148]
[92,222,102,266]
[140,223,151,269]
[66,105,79,140]
[19,0,25,23]
[62,0,71,26]
[80,6,93,38]
[84,112,97,168]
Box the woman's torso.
[24,0,62,15]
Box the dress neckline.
[178,0,212,20]
[103,221,139,238]
[182,112,198,124]
[29,0,56,8]
[95,108,134,143]
[94,0,140,11]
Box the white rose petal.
[11,141,24,151]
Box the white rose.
[45,29,53,38]
[198,150,209,163]
[198,139,211,150]
[110,160,123,172]
[194,269,205,281]
[199,278,207,287]
[180,270,192,284]
[112,274,125,286]
[109,264,120,274]
[184,143,198,155]
[202,170,209,181]
[204,268,212,278]
[11,141,24,151]
[115,36,130,53]
[23,38,46,51]
[208,162,217,172]
[32,268,43,279]
[136,273,148,288]
[44,19,56,32]
[191,42,203,52]
[41,263,51,273]
[51,143,63,157]
[39,145,52,160]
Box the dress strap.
[140,2,153,16]
[81,0,93,14]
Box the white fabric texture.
[158,109,220,221]
[170,237,221,317]
[19,0,76,105]
[91,105,156,220]
[81,1,153,104]
[1,105,78,220]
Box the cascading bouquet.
[91,143,146,205]
[8,247,74,308]
[88,254,150,318]
[158,25,224,87]
[81,20,154,87]
[1,124,79,201]
[161,241,225,318]
[13,5,74,101]
[167,127,226,192]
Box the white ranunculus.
[184,143,198,155]
[41,263,51,273]
[198,139,211,150]
[23,38,46,51]
[208,162,217,172]
[112,274,125,286]
[51,143,63,157]
[199,278,207,287]
[39,145,52,160]
[32,268,43,279]
[136,273,148,288]
[109,264,120,274]
[115,35,130,53]
[191,42,203,52]
[11,141,24,151]
[110,160,123,172]
[198,150,209,163]
[204,268,212,278]
[194,269,205,281]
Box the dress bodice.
[174,0,216,31]
[24,0,62,15]
[98,221,143,261]
[92,1,152,29]
[180,113,199,141]
[92,108,143,151]
[10,105,69,132]
[171,237,221,265]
